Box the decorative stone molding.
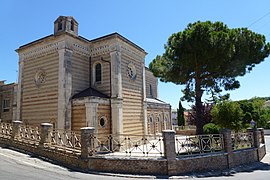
[21,41,63,60]
[146,102,171,109]
[72,97,110,105]
[72,43,90,57]
[120,43,146,61]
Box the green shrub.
[203,123,220,134]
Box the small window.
[149,84,153,97]
[157,115,160,122]
[3,99,10,112]
[149,116,153,123]
[99,117,106,127]
[58,21,62,31]
[95,63,102,83]
[71,21,74,31]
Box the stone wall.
[88,157,167,175]
[176,154,228,174]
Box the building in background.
[0,81,17,123]
[15,16,171,135]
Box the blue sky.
[1,0,270,109]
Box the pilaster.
[143,102,148,135]
[57,48,73,130]
[111,98,123,134]
[110,44,122,98]
[85,99,99,133]
[16,57,24,121]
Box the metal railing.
[0,122,12,138]
[88,134,164,157]
[48,129,81,154]
[175,134,224,156]
[18,125,40,144]
[232,132,254,150]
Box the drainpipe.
[89,57,92,87]
[100,57,112,134]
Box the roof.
[72,87,109,99]
[90,32,146,53]
[16,32,146,54]
[146,98,169,105]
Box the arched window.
[58,21,62,31]
[149,84,153,97]
[95,63,102,83]
[71,21,74,31]
[149,116,153,123]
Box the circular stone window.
[34,69,46,87]
[127,63,136,80]
[99,117,106,128]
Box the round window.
[34,69,46,87]
[99,117,106,127]
[127,63,136,80]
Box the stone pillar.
[257,128,265,144]
[143,103,148,135]
[57,48,73,130]
[12,121,22,139]
[142,63,148,135]
[247,128,260,148]
[80,127,95,158]
[162,130,177,176]
[110,45,122,98]
[16,58,24,121]
[111,98,123,134]
[253,129,260,148]
[85,100,99,133]
[39,123,53,147]
[220,129,233,168]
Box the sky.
[1,0,270,110]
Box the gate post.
[220,129,233,168]
[163,130,177,176]
[12,121,22,140]
[80,127,95,159]
[39,123,53,147]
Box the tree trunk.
[195,76,204,135]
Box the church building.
[15,16,171,135]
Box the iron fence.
[88,133,164,157]
[231,132,254,150]
[175,134,224,156]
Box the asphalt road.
[188,136,270,180]
[0,147,135,180]
[0,137,269,180]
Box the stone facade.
[14,16,171,135]
[0,81,17,122]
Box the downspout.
[89,56,92,87]
[100,57,112,134]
